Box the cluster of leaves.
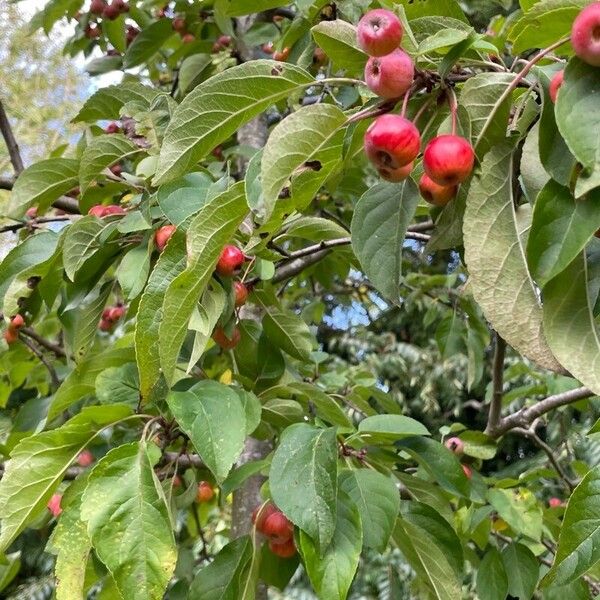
[1,0,600,599]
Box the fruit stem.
[412,94,436,126]
[400,88,412,117]
[448,87,458,135]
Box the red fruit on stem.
[182,33,195,44]
[217,34,232,46]
[25,206,38,218]
[365,49,414,99]
[423,135,475,186]
[252,502,277,530]
[99,319,113,331]
[269,538,296,558]
[212,326,241,350]
[262,511,294,542]
[262,42,274,54]
[48,493,62,517]
[549,70,564,104]
[444,436,465,455]
[313,47,327,65]
[548,497,564,508]
[233,281,248,307]
[108,305,125,321]
[155,225,176,252]
[85,24,101,38]
[216,245,245,276]
[10,314,25,329]
[109,163,122,176]
[377,160,413,182]
[462,464,472,479]
[103,3,120,20]
[418,174,457,207]
[172,475,182,488]
[88,205,107,217]
[357,9,403,57]
[3,328,18,344]
[197,481,215,502]
[90,0,106,15]
[571,2,600,67]
[103,204,126,216]
[105,121,120,134]
[364,114,421,170]
[113,0,128,13]
[77,450,94,467]
[172,16,186,32]
[273,47,290,61]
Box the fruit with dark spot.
[364,114,420,170]
[357,9,403,57]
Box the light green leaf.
[80,134,141,192]
[476,547,508,600]
[543,251,600,395]
[261,306,315,362]
[0,406,132,552]
[47,475,92,600]
[417,28,471,55]
[358,414,429,443]
[0,551,20,594]
[392,518,462,600]
[463,141,562,372]
[81,442,177,600]
[270,424,338,550]
[299,491,362,600]
[556,58,600,176]
[260,104,347,221]
[487,488,542,541]
[520,121,550,202]
[154,61,314,185]
[311,20,367,76]
[123,19,175,69]
[502,542,539,599]
[117,243,152,301]
[188,536,253,599]
[157,172,214,226]
[351,179,420,303]
[167,381,246,483]
[459,430,497,460]
[135,229,187,402]
[48,347,136,420]
[158,183,247,385]
[95,363,140,408]
[7,158,79,217]
[339,470,399,552]
[73,82,160,123]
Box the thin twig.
[0,216,72,234]
[19,335,60,390]
[21,327,66,359]
[0,98,24,174]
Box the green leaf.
[158,183,247,385]
[117,243,152,301]
[80,134,141,193]
[487,488,542,541]
[0,232,59,302]
[95,363,140,408]
[47,475,92,600]
[463,141,562,372]
[178,54,212,95]
[339,470,399,552]
[351,179,420,303]
[157,172,214,226]
[311,20,367,76]
[398,0,468,21]
[501,542,539,599]
[221,0,286,16]
[62,216,116,281]
[299,491,362,600]
[155,61,314,185]
[357,414,429,443]
[417,28,471,55]
[397,437,470,499]
[261,305,315,362]
[476,547,508,600]
[543,462,600,586]
[509,0,586,54]
[520,121,550,202]
[556,58,600,176]
[48,347,136,420]
[7,158,79,217]
[135,229,187,402]
[260,104,347,221]
[543,251,600,395]
[270,424,338,550]
[80,441,177,600]
[527,180,600,286]
[73,82,160,123]
[188,536,253,599]
[460,72,516,157]
[395,473,454,523]
[0,552,20,594]
[167,381,246,483]
[459,431,497,460]
[392,518,462,600]
[123,19,175,69]
[0,405,132,552]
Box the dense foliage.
[1,0,600,598]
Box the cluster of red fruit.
[549,2,600,103]
[358,10,474,206]
[99,303,125,331]
[211,245,249,350]
[444,437,473,479]
[84,0,131,39]
[3,314,24,345]
[252,502,296,558]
